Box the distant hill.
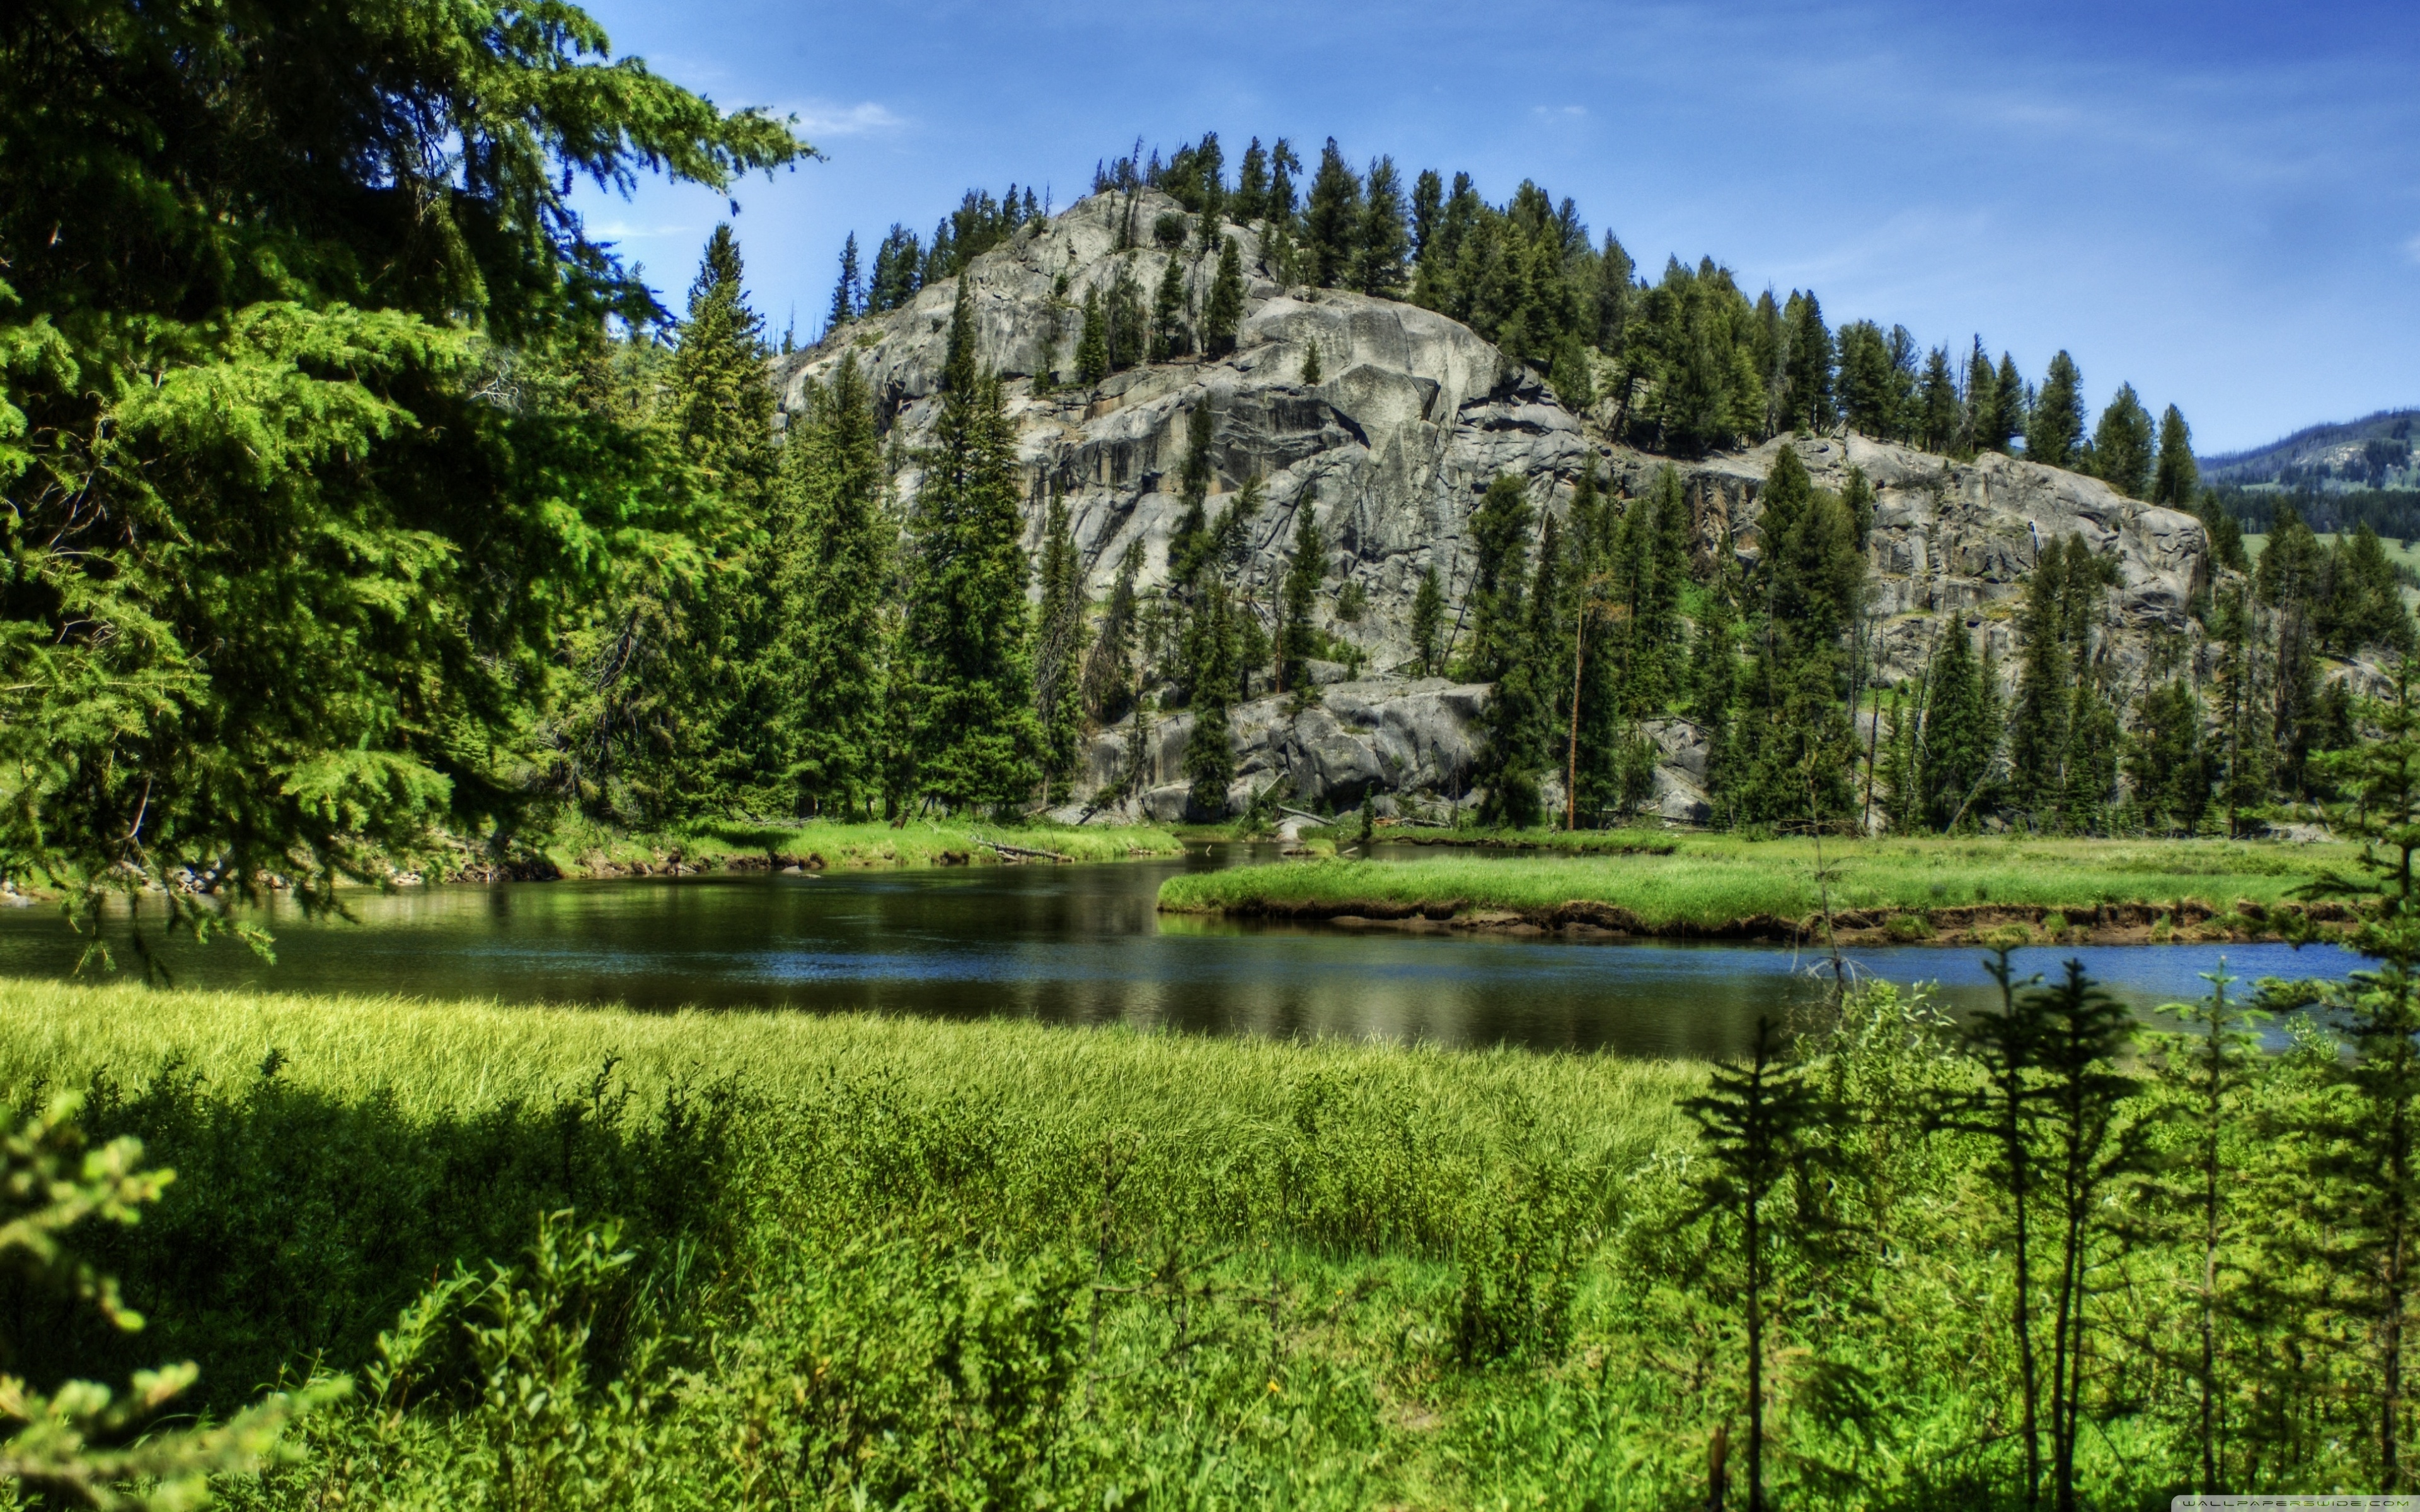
[2202,409,2420,490]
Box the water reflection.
[0,845,2359,1058]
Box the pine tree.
[1963,339,2002,455]
[1918,345,1959,453]
[1182,578,1239,816]
[1034,488,1090,802]
[1354,154,1410,297]
[1682,1018,1831,1512]
[1278,488,1326,697]
[1691,583,1741,810]
[896,277,1041,811]
[1410,167,1444,264]
[1463,476,1543,825]
[1301,340,1322,385]
[773,352,890,816]
[827,231,861,332]
[1266,139,1301,223]
[1106,258,1147,370]
[2029,351,2085,469]
[2320,524,2417,655]
[1994,353,2029,452]
[1411,563,1445,677]
[2287,666,2420,1489]
[1304,138,1363,288]
[2092,382,2155,498]
[1081,543,1143,727]
[669,223,780,817]
[2029,963,2145,1509]
[2126,679,2207,833]
[1732,447,1862,825]
[2061,677,2121,830]
[1460,475,1535,683]
[1202,234,1245,357]
[1075,288,1109,386]
[1233,137,1269,224]
[2007,547,2074,820]
[2152,404,2200,507]
[1840,466,1876,553]
[1783,292,1835,432]
[1150,253,1191,360]
[1919,616,1993,830]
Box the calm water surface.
[0,844,2360,1057]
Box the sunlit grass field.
[550,815,1182,874]
[0,968,2385,1506]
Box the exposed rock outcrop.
[774,190,2215,818]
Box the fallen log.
[973,835,1073,864]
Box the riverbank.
[1156,835,2356,944]
[459,816,1183,881]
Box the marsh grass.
[550,816,1182,874]
[0,975,2377,1507]
[1159,834,2348,929]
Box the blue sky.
[570,0,2420,455]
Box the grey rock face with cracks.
[776,190,2214,820]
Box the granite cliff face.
[773,190,2213,820]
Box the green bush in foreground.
[0,966,2410,1509]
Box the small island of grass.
[1158,833,2355,943]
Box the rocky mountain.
[773,190,2214,822]
[2201,409,2419,491]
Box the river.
[0,844,2359,1057]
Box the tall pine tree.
[897,277,1041,811]
[2029,351,2085,469]
[773,352,890,816]
[1034,487,1090,801]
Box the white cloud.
[2406,232,2420,266]
[1530,104,1587,120]
[584,220,696,241]
[785,100,907,139]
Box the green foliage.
[1681,1018,1832,1511]
[0,0,809,930]
[1075,288,1109,385]
[12,957,2420,1507]
[2028,351,2087,469]
[0,1094,333,1508]
[1410,565,1446,678]
[1033,491,1090,803]
[1725,449,1864,827]
[1105,260,1147,372]
[2153,403,2201,507]
[896,280,1040,811]
[771,353,890,816]
[2091,381,2155,498]
[1916,616,1994,830]
[1353,157,1411,298]
[1277,491,1327,697]
[1203,235,1246,357]
[1150,254,1192,360]
[1303,140,1363,289]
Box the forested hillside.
[6,30,2412,932]
[771,135,2410,836]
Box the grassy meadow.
[0,972,2393,1507]
[534,816,1182,877]
[1160,833,2354,939]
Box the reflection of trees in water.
[0,872,2343,1060]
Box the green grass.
[0,974,2388,1504]
[1158,833,2351,934]
[544,816,1181,875]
